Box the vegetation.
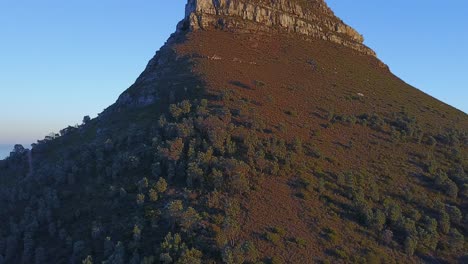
[0,11,466,264]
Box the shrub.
[133,225,141,241]
[177,248,203,264]
[82,115,91,124]
[371,209,386,231]
[148,189,158,202]
[404,236,417,256]
[294,237,307,248]
[438,212,450,234]
[159,138,184,162]
[253,80,266,88]
[384,201,401,224]
[156,178,168,193]
[242,241,259,263]
[446,205,462,224]
[448,228,464,251]
[427,136,437,146]
[397,217,417,237]
[408,208,422,222]
[168,200,184,219]
[423,216,438,233]
[270,256,283,264]
[138,177,149,191]
[444,180,459,198]
[416,227,438,251]
[169,100,192,119]
[273,227,287,237]
[381,229,393,245]
[331,247,348,259]
[265,232,281,245]
[323,227,339,243]
[136,194,145,205]
[82,255,93,264]
[180,207,201,233]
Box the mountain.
[0,0,467,263]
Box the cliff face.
[182,0,376,56]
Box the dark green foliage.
[323,227,339,243]
[404,236,417,256]
[294,237,307,248]
[83,115,91,124]
[446,205,462,224]
[265,232,281,245]
[155,177,168,193]
[438,212,450,234]
[383,199,402,224]
[170,100,192,119]
[416,226,439,251]
[160,233,202,264]
[448,228,464,251]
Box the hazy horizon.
[0,0,466,146]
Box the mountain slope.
[0,0,467,263]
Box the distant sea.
[0,144,13,160]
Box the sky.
[0,0,467,149]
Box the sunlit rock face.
[183,0,375,56]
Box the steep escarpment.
[0,1,467,264]
[182,0,375,56]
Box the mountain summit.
[182,0,375,56]
[0,1,467,263]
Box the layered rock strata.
[182,0,376,56]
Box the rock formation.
[181,0,376,56]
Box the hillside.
[0,0,467,263]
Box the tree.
[444,180,458,198]
[13,144,25,154]
[82,116,91,124]
[439,212,450,234]
[381,229,393,245]
[371,209,386,231]
[103,242,125,264]
[446,205,462,224]
[82,255,93,264]
[129,251,140,264]
[160,138,184,162]
[448,228,464,251]
[149,188,158,202]
[404,236,417,256]
[170,100,192,119]
[133,225,142,242]
[156,177,168,193]
[180,207,201,233]
[186,162,204,188]
[34,247,46,264]
[177,248,202,264]
[136,194,145,206]
[138,177,149,191]
[384,201,401,224]
[72,241,86,264]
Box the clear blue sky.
[0,0,466,148]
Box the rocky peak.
[182,0,375,56]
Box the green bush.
[404,236,417,256]
[156,177,168,193]
[448,228,464,251]
[323,227,339,243]
[265,232,281,245]
[148,188,158,202]
[294,237,307,248]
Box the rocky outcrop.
[182,0,376,56]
